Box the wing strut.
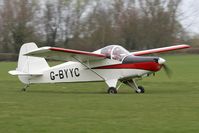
[72,56,105,80]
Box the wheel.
[108,87,117,94]
[21,84,29,92]
[135,86,145,93]
[21,88,26,91]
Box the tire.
[21,88,26,91]
[135,86,145,93]
[108,87,117,94]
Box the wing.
[25,47,107,62]
[132,44,190,56]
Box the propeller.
[162,64,172,78]
[157,57,172,78]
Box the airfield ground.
[0,55,199,133]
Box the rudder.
[10,42,49,84]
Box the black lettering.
[59,70,64,79]
[64,69,68,78]
[74,68,80,77]
[50,71,55,80]
[69,68,74,77]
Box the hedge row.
[0,53,18,61]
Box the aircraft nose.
[158,57,166,64]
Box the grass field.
[0,55,199,133]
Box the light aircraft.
[9,43,190,94]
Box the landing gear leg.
[21,84,29,91]
[124,79,145,93]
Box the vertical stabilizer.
[10,42,49,84]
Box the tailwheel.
[21,88,26,91]
[135,86,145,93]
[108,87,117,94]
[21,84,29,92]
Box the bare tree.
[64,0,93,50]
[0,0,37,53]
[136,0,182,49]
[0,0,185,53]
[43,0,63,47]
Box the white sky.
[180,0,199,34]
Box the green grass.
[0,55,199,133]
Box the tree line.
[0,0,185,53]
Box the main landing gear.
[123,79,145,94]
[106,79,145,94]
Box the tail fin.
[9,42,49,84]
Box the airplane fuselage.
[21,56,161,84]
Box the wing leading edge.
[25,47,107,62]
[132,44,190,56]
[25,44,190,62]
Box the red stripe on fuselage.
[93,62,162,71]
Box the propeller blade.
[162,64,172,78]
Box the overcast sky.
[180,0,199,34]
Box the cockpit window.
[112,46,129,61]
[100,45,129,61]
[100,45,114,59]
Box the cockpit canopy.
[95,45,130,61]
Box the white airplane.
[9,43,190,94]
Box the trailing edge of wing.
[25,47,107,62]
[132,44,190,56]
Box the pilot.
[112,47,122,61]
[101,47,112,59]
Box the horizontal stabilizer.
[8,70,43,76]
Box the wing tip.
[179,44,191,48]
